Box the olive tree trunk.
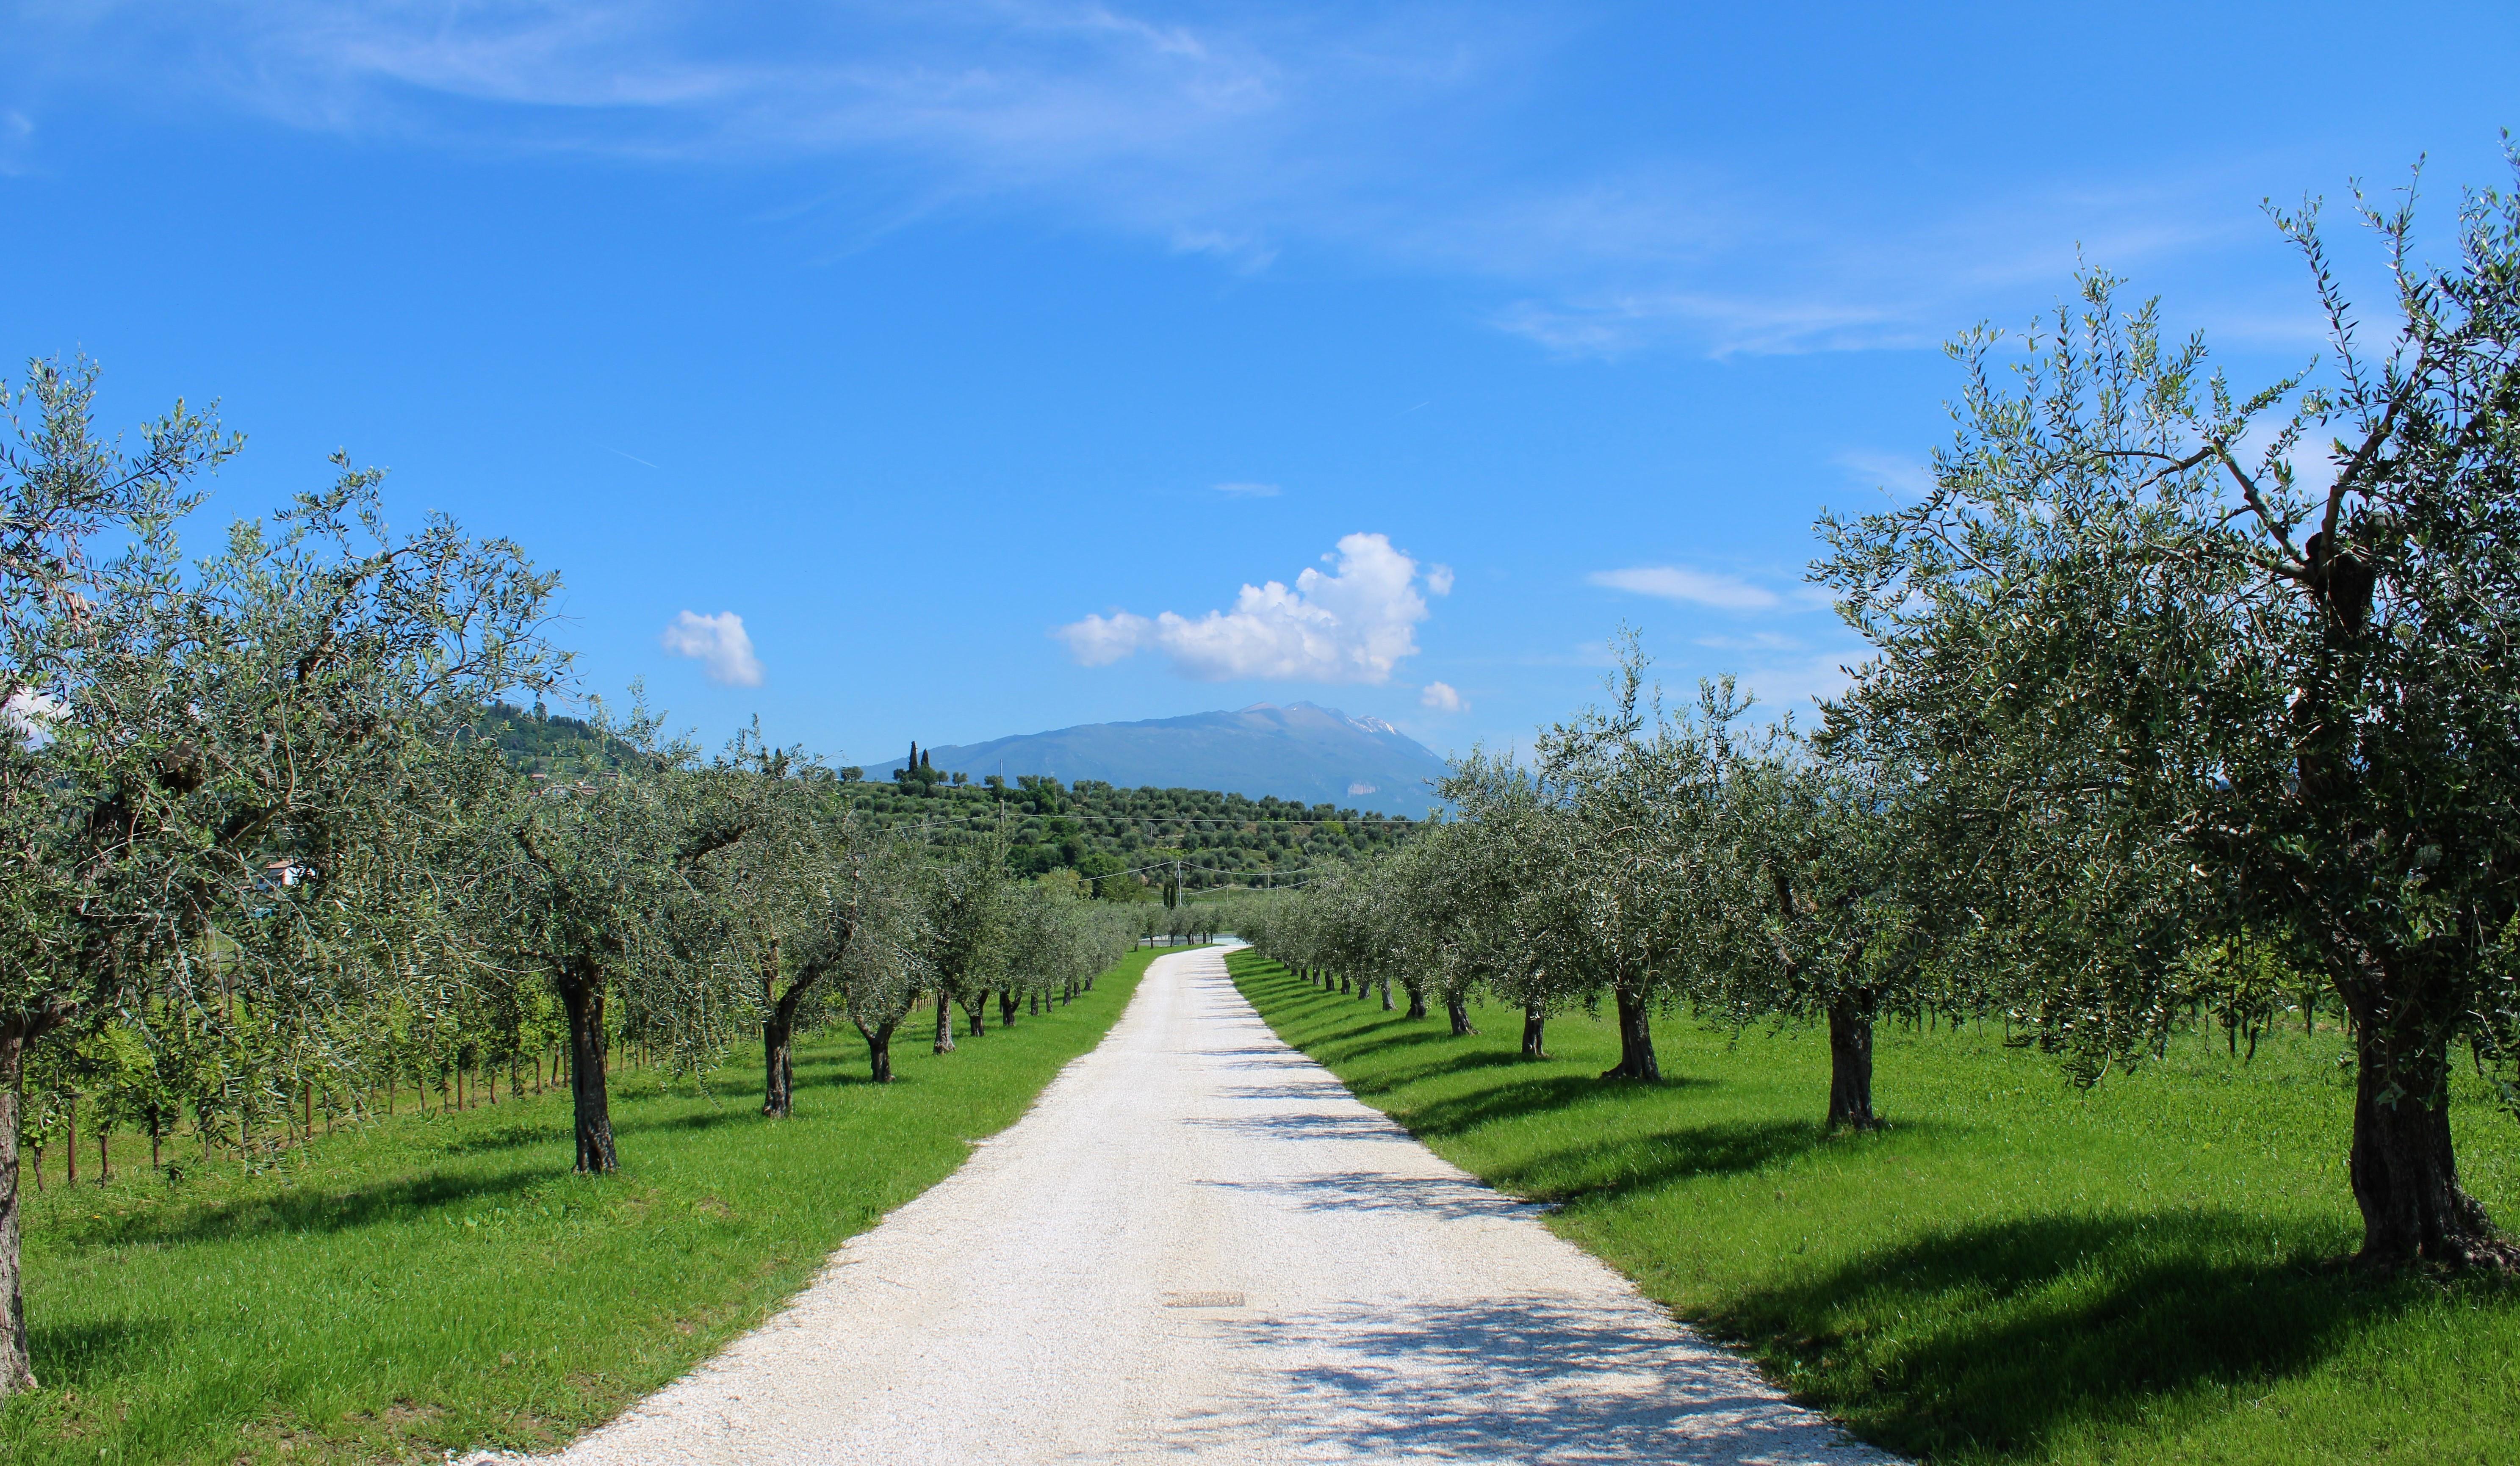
[559,966,618,1174]
[857,1018,898,1083]
[1404,983,1428,1020]
[998,988,1019,1027]
[932,988,955,1054]
[1601,981,1659,1082]
[0,1019,47,1397]
[762,1010,796,1118]
[1447,999,1477,1037]
[961,991,989,1037]
[1520,1002,1548,1060]
[2343,1001,2512,1268]
[1826,990,1880,1131]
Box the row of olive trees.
[1240,665,1923,1132]
[0,358,1137,1395]
[1252,163,2520,1273]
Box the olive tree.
[1526,647,1728,1082]
[1435,751,1570,1058]
[485,700,753,1172]
[0,360,561,1392]
[1695,719,1940,1131]
[1818,173,2520,1266]
[916,837,1008,1052]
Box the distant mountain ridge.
[924,702,1453,818]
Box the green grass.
[1228,952,2520,1465]
[3,947,1173,1465]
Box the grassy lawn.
[1229,951,2520,1465]
[2,946,1173,1465]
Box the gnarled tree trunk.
[1404,983,1428,1020]
[933,988,956,1054]
[1826,989,1880,1131]
[1448,999,1477,1037]
[858,1018,898,1083]
[1520,1002,1548,1060]
[760,939,797,1119]
[999,988,1019,1027]
[0,1017,52,1397]
[2343,994,2510,1267]
[559,965,618,1174]
[756,947,826,1118]
[961,991,989,1037]
[1602,981,1659,1082]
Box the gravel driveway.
[512,944,1895,1464]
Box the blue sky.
[4,2,2513,778]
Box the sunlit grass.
[2,948,1168,1465]
[1231,952,2520,1465]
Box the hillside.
[921,702,1453,819]
[473,700,631,774]
[830,773,1414,893]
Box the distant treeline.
[834,748,1415,893]
[466,711,1414,896]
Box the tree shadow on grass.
[1486,1118,1830,1202]
[1390,1070,1715,1140]
[24,1316,176,1391]
[1314,1025,1469,1067]
[70,1166,553,1249]
[440,1120,569,1156]
[1343,1047,1538,1093]
[1706,1209,2508,1461]
[606,1108,757,1140]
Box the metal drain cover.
[1163,1291,1246,1308]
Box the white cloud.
[1419,680,1467,713]
[1057,531,1434,683]
[3,689,61,746]
[660,609,764,686]
[1213,481,1280,497]
[1587,565,1780,611]
[1425,563,1454,596]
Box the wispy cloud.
[1587,565,1780,611]
[1831,448,1935,499]
[1057,531,1436,683]
[661,609,764,686]
[8,3,2278,357]
[1729,651,1859,712]
[0,109,33,176]
[1695,631,1807,653]
[1213,480,1280,497]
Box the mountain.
[922,703,1454,818]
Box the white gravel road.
[513,944,1895,1465]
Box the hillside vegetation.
[471,705,1416,894]
[835,758,1415,892]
